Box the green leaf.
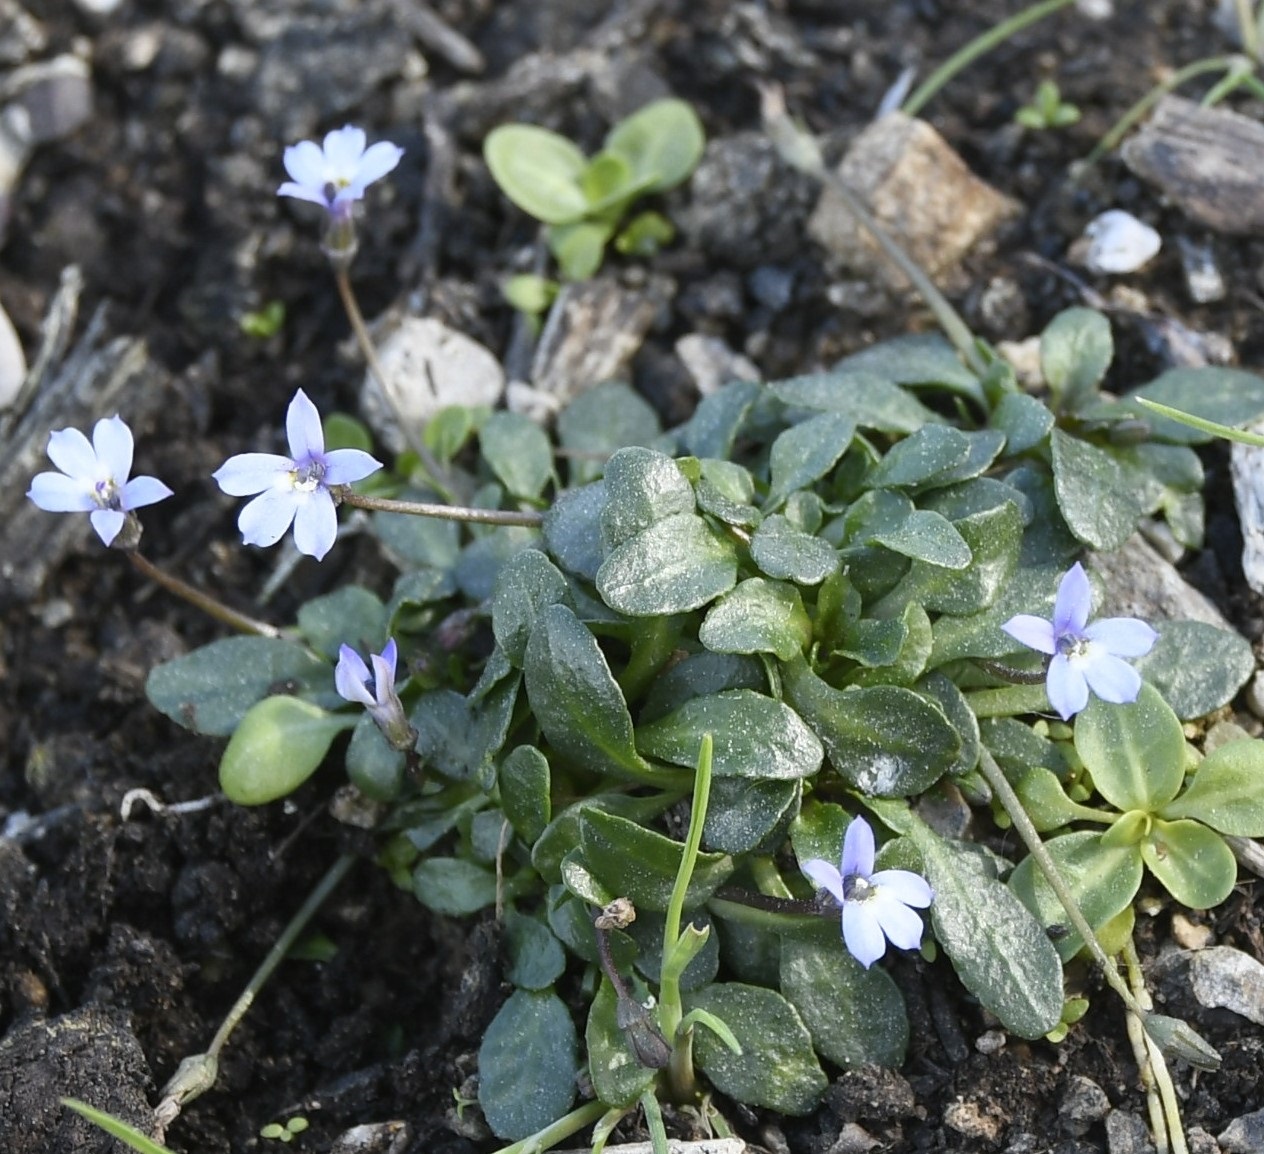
[1008,830,1144,962]
[1134,621,1255,721]
[1160,739,1264,835]
[478,989,579,1140]
[605,98,705,192]
[992,392,1054,455]
[631,910,720,991]
[601,447,695,549]
[579,150,639,207]
[837,333,984,406]
[558,381,661,487]
[146,636,332,737]
[481,411,554,500]
[425,405,485,463]
[749,515,839,585]
[548,219,615,280]
[502,273,559,315]
[869,425,971,490]
[614,209,676,255]
[1129,366,1264,444]
[699,578,812,660]
[780,931,908,1068]
[637,689,823,780]
[679,379,761,459]
[770,371,944,434]
[484,125,589,224]
[703,777,801,853]
[596,513,738,616]
[543,481,607,581]
[640,651,765,723]
[322,410,372,452]
[505,910,567,990]
[1142,818,1237,908]
[684,983,828,1115]
[1050,430,1144,550]
[766,412,856,507]
[412,678,519,787]
[907,821,1063,1036]
[412,857,499,915]
[62,1100,176,1154]
[500,745,552,844]
[547,884,637,967]
[586,978,657,1107]
[782,656,960,796]
[374,496,461,569]
[346,713,406,801]
[1041,308,1113,412]
[869,508,972,569]
[524,605,656,781]
[491,548,570,667]
[219,696,351,805]
[1007,765,1083,832]
[1074,683,1186,813]
[579,808,732,912]
[297,587,387,660]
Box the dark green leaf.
[454,526,539,602]
[869,509,971,569]
[558,381,661,486]
[838,333,984,405]
[640,651,765,724]
[1134,621,1254,721]
[297,587,386,660]
[346,713,406,801]
[749,514,839,585]
[766,413,856,507]
[543,481,607,581]
[770,371,943,434]
[869,425,971,490]
[678,380,762,459]
[500,745,552,844]
[600,447,695,550]
[491,549,571,666]
[1041,308,1113,411]
[703,777,801,853]
[412,676,519,787]
[505,910,567,990]
[385,568,457,634]
[699,578,812,660]
[1050,430,1144,550]
[373,494,461,568]
[413,857,499,915]
[481,411,554,500]
[1129,366,1264,444]
[630,910,720,991]
[586,979,657,1107]
[597,513,738,616]
[992,392,1054,455]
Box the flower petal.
[1046,653,1089,720]
[1080,651,1143,705]
[28,471,95,512]
[121,475,173,510]
[323,125,367,171]
[1052,562,1091,636]
[841,902,886,968]
[800,858,845,905]
[335,645,375,707]
[841,816,875,879]
[1001,613,1057,655]
[322,447,383,486]
[278,181,332,207]
[213,453,294,496]
[286,389,325,462]
[870,892,925,952]
[90,508,126,546]
[1084,617,1158,658]
[46,426,99,480]
[92,416,134,482]
[379,637,398,682]
[291,489,338,559]
[871,868,933,908]
[282,140,327,188]
[238,488,298,547]
[347,141,403,194]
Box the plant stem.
[902,0,1081,117]
[1123,938,1187,1154]
[127,551,283,639]
[333,268,456,501]
[1235,0,1260,62]
[338,488,543,528]
[492,1101,608,1154]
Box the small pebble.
[1082,210,1161,275]
[1170,911,1213,951]
[1220,1108,1264,1154]
[0,296,25,409]
[1189,946,1264,1025]
[1058,1075,1110,1136]
[1177,236,1226,304]
[975,1029,1006,1055]
[1104,1111,1152,1154]
[943,1099,1002,1142]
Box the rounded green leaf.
[558,381,661,487]
[297,586,386,660]
[703,777,801,854]
[636,689,823,780]
[219,695,351,805]
[1050,430,1144,550]
[500,744,552,844]
[484,125,589,224]
[1129,366,1264,444]
[413,858,498,915]
[597,513,738,616]
[604,98,705,192]
[346,713,406,801]
[1134,621,1254,721]
[1074,683,1185,813]
[766,412,856,508]
[505,910,567,990]
[870,509,972,569]
[780,932,908,1068]
[1142,818,1237,909]
[600,447,695,549]
[548,219,615,280]
[491,548,570,667]
[869,425,971,490]
[543,481,607,581]
[700,578,811,660]
[684,983,828,1115]
[478,989,579,1140]
[1160,739,1264,835]
[750,515,839,585]
[1041,307,1113,412]
[586,978,657,1107]
[770,371,941,434]
[481,411,554,500]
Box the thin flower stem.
[1122,938,1188,1154]
[901,0,1080,118]
[337,488,543,527]
[1234,0,1260,62]
[333,268,457,502]
[127,551,284,639]
[491,1101,608,1154]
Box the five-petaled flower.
[213,389,381,561]
[801,817,933,969]
[27,416,173,547]
[334,638,415,751]
[1002,562,1157,721]
[277,125,403,222]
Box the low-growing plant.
[483,98,704,280]
[1015,78,1081,129]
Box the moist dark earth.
[2,1,1264,1151]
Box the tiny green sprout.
[1045,995,1090,1043]
[1015,79,1081,130]
[501,273,560,332]
[239,300,286,339]
[261,1116,310,1142]
[614,210,675,257]
[452,1086,479,1120]
[484,99,704,280]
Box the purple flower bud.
[334,638,415,751]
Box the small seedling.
[261,1116,311,1143]
[239,300,286,339]
[1015,79,1081,129]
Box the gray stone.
[1177,236,1226,304]
[329,1121,411,1154]
[675,333,760,398]
[1220,1108,1264,1153]
[748,265,797,312]
[1188,946,1264,1025]
[808,113,1019,291]
[1105,1111,1155,1154]
[1058,1075,1110,1136]
[0,0,48,66]
[1087,535,1236,630]
[2,54,92,144]
[0,297,26,409]
[1230,422,1264,595]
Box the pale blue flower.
[801,817,933,969]
[277,126,403,221]
[335,638,414,750]
[1002,562,1157,720]
[213,389,381,561]
[27,416,172,546]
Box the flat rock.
[1086,535,1235,629]
[675,333,760,398]
[1188,945,1264,1025]
[361,316,505,452]
[1104,1111,1153,1154]
[1230,421,1264,594]
[1220,1108,1264,1154]
[1122,96,1264,235]
[808,112,1019,290]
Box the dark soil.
[2,1,1263,1151]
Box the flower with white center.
[27,416,172,547]
[801,817,933,969]
[277,126,403,222]
[335,638,415,750]
[1002,562,1158,720]
[212,389,381,561]
[1082,209,1161,275]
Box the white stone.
[0,297,26,409]
[1189,946,1264,1025]
[1082,210,1161,274]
